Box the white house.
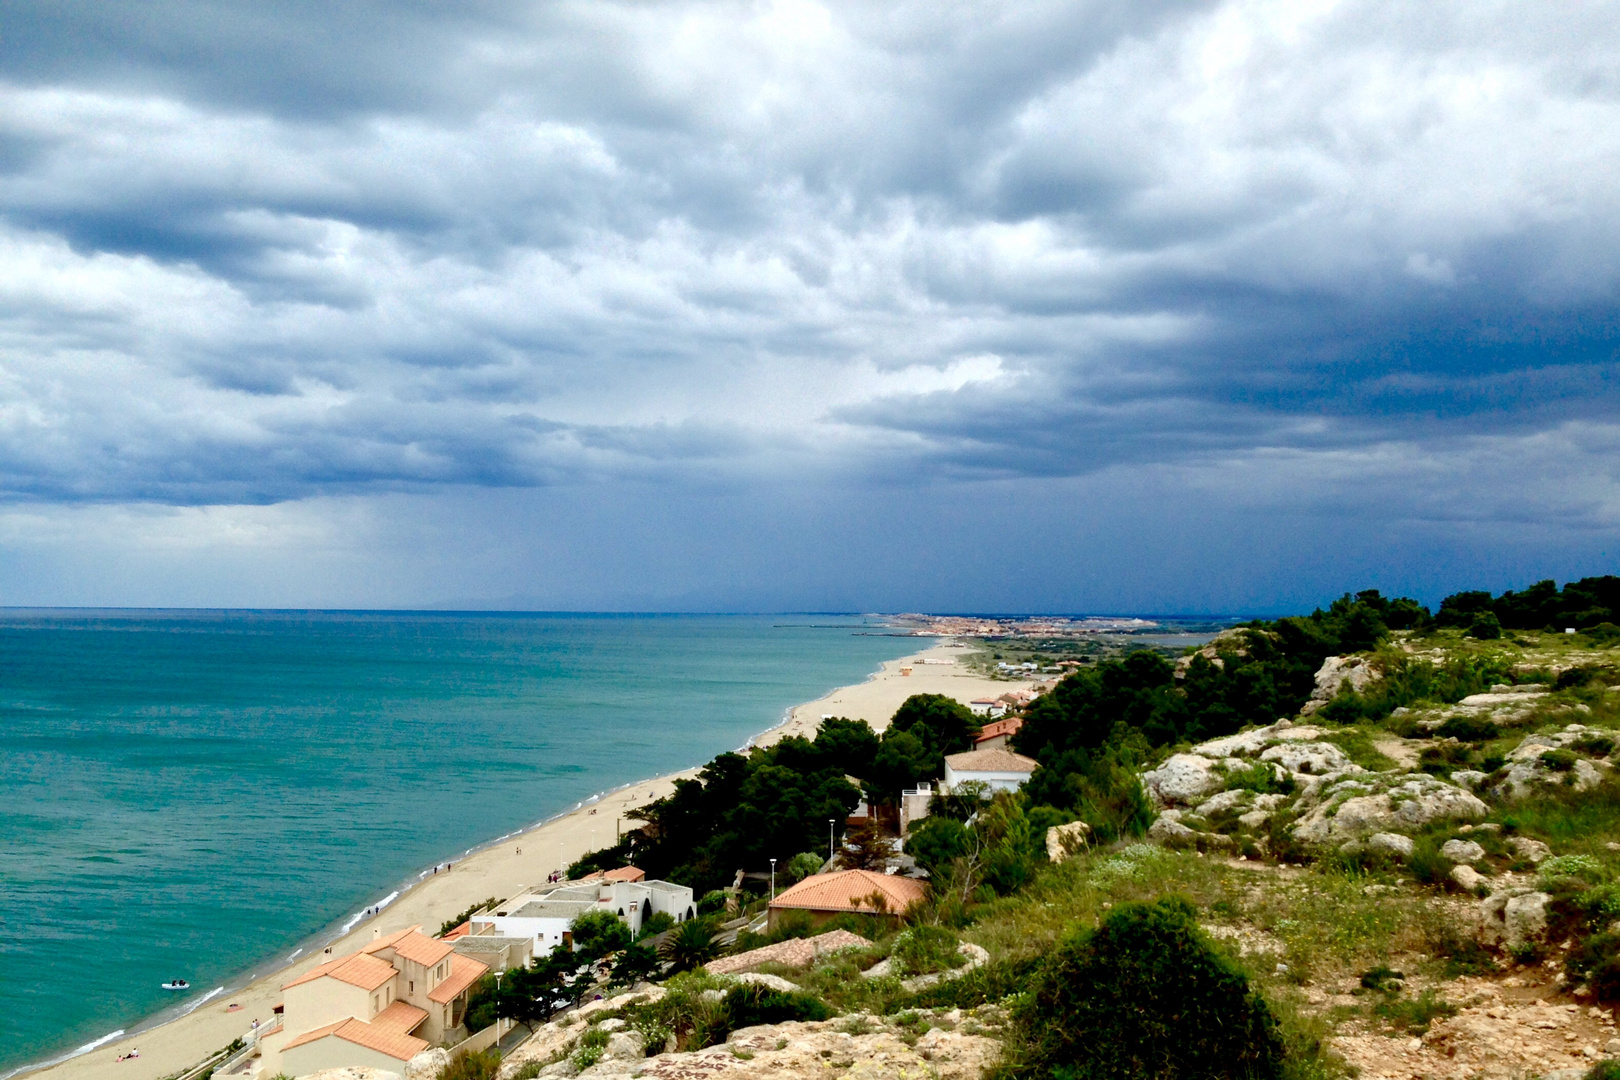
[942,747,1038,795]
[968,698,1007,718]
[469,873,694,954]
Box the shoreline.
[18,638,1037,1080]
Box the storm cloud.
[0,1,1616,607]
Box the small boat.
[161,980,190,991]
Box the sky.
[0,0,1616,614]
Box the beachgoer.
[515,846,521,854]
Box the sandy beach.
[25,639,1032,1080]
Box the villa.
[468,870,694,954]
[256,926,488,1077]
[942,746,1038,794]
[972,716,1023,750]
[767,869,926,929]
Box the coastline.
[20,638,1035,1080]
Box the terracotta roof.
[944,747,1038,774]
[603,865,645,882]
[283,1016,429,1061]
[974,717,1023,742]
[283,951,399,992]
[428,952,489,1003]
[365,926,455,968]
[768,869,926,916]
[371,999,428,1034]
[441,921,471,940]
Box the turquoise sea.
[0,611,919,1075]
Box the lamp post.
[770,858,776,901]
[828,819,836,864]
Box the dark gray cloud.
[0,0,1617,605]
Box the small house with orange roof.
[942,747,1038,794]
[766,869,926,930]
[972,716,1024,751]
[256,925,488,1077]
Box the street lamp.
[828,819,836,864]
[770,858,777,901]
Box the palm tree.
[658,916,722,972]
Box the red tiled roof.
[974,717,1023,742]
[282,952,398,993]
[441,921,471,940]
[365,926,455,968]
[768,869,926,916]
[371,999,429,1034]
[428,952,489,1003]
[283,1016,429,1062]
[944,747,1038,774]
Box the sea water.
[0,611,918,1075]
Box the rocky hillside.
[414,627,1620,1080]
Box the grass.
[1372,989,1457,1034]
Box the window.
[386,987,392,1004]
[409,980,414,993]
[373,994,379,1013]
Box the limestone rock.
[1292,775,1486,845]
[1259,741,1360,776]
[604,1032,646,1061]
[1508,836,1552,864]
[572,1018,1001,1080]
[1479,890,1552,951]
[1451,769,1488,789]
[734,972,799,992]
[1045,820,1092,862]
[1193,789,1252,817]
[1147,814,1199,845]
[305,1070,402,1080]
[1191,719,1326,759]
[1301,655,1380,714]
[404,1049,450,1080]
[1441,839,1486,864]
[1142,754,1230,807]
[1367,832,1415,860]
[1496,726,1613,800]
[596,1018,626,1032]
[1451,864,1486,891]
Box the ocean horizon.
[0,610,921,1076]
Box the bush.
[697,890,730,916]
[721,983,832,1029]
[572,910,632,959]
[1001,896,1284,1080]
[787,851,825,883]
[1373,989,1457,1034]
[636,911,675,940]
[1434,715,1497,743]
[439,1048,502,1080]
[1566,931,1620,999]
[901,955,1041,1011]
[1467,613,1503,640]
[889,925,965,977]
[659,916,724,972]
[1542,749,1580,772]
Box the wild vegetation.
[474,576,1620,1080]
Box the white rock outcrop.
[1292,775,1487,844]
[1301,656,1381,714]
[1259,741,1360,776]
[1367,832,1415,860]
[1045,821,1092,861]
[1141,754,1231,808]
[404,1049,450,1080]
[1479,890,1552,951]
[1441,839,1486,864]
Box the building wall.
[284,976,385,1040]
[282,1035,411,1078]
[942,766,1031,794]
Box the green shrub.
[1466,613,1503,640]
[889,925,966,977]
[440,1048,503,1080]
[572,910,632,959]
[509,1063,544,1080]
[1585,1059,1620,1080]
[1358,966,1404,992]
[1225,761,1296,797]
[1575,734,1618,757]
[1542,749,1580,772]
[1541,854,1608,889]
[721,983,832,1029]
[1373,989,1457,1034]
[697,890,730,916]
[1001,896,1284,1080]
[1566,931,1620,999]
[900,955,1042,1011]
[660,916,724,972]
[787,851,825,883]
[1434,715,1497,742]
[573,1028,609,1070]
[1407,837,1452,887]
